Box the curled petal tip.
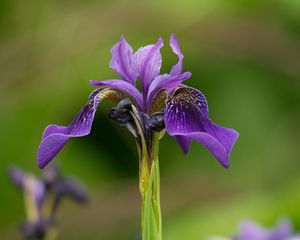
[89,80,99,86]
[185,71,192,78]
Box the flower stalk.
[139,132,162,240]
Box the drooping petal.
[146,71,191,109]
[90,79,143,110]
[56,178,88,203]
[170,33,183,75]
[164,87,239,168]
[37,88,125,169]
[52,177,88,215]
[134,38,163,93]
[109,36,138,84]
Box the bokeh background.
[1,0,300,239]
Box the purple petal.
[90,79,143,110]
[109,36,138,84]
[134,38,163,93]
[8,166,25,189]
[170,33,183,75]
[164,87,239,168]
[146,72,191,108]
[37,88,123,169]
[174,135,192,154]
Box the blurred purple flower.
[9,166,45,210]
[37,34,239,169]
[234,220,293,240]
[8,165,88,240]
[209,219,300,240]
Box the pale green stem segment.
[139,133,162,240]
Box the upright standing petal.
[164,87,239,168]
[109,36,138,84]
[134,38,163,93]
[170,33,183,75]
[37,88,125,169]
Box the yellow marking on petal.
[97,88,126,102]
[148,90,167,114]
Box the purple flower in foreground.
[8,165,88,240]
[37,34,238,169]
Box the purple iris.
[37,34,239,169]
[8,165,88,240]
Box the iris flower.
[9,165,88,240]
[36,34,239,240]
[37,34,238,169]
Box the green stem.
[140,134,162,240]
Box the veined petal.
[170,33,183,75]
[90,79,143,110]
[134,38,163,93]
[109,36,138,84]
[146,71,191,109]
[37,88,125,169]
[164,87,239,168]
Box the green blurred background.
[1,0,300,239]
